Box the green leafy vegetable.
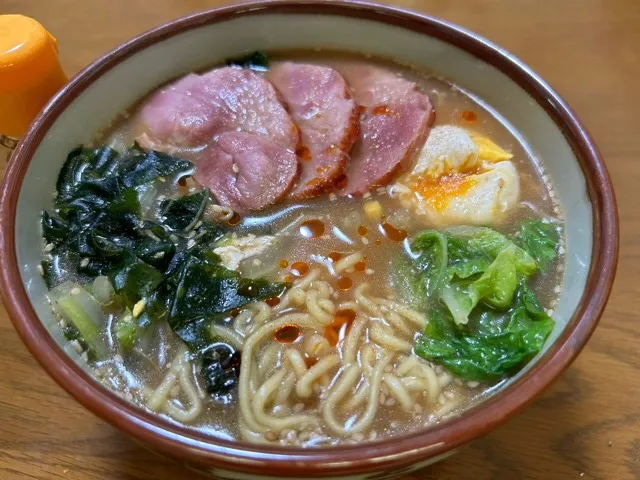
[518,220,560,271]
[115,308,137,352]
[49,282,108,359]
[407,221,560,380]
[201,344,241,395]
[160,189,208,232]
[416,283,555,380]
[42,145,288,360]
[226,51,269,70]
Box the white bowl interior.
[16,13,591,393]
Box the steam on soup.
[40,51,564,446]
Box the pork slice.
[136,67,299,152]
[198,67,299,151]
[193,131,299,213]
[337,64,435,195]
[136,74,223,151]
[268,62,359,199]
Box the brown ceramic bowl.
[0,1,618,478]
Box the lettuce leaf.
[415,283,555,380]
[518,220,560,271]
[408,221,559,380]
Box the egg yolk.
[412,172,478,211]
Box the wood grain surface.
[0,0,638,479]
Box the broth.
[42,51,564,446]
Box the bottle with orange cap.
[0,14,67,162]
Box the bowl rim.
[0,0,618,476]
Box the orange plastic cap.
[0,15,67,136]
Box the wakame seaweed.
[42,146,289,395]
[226,51,269,71]
[406,222,559,380]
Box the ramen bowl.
[0,1,617,478]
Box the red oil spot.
[265,296,281,307]
[336,276,353,291]
[324,327,340,347]
[305,177,322,187]
[328,251,343,262]
[461,110,478,123]
[279,259,289,268]
[357,225,368,236]
[372,105,392,115]
[334,174,348,190]
[274,324,301,344]
[325,309,357,345]
[304,355,319,369]
[300,219,325,238]
[297,145,312,161]
[354,261,367,272]
[291,261,309,277]
[380,222,408,242]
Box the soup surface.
[40,51,564,446]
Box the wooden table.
[1,0,638,478]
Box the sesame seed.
[385,398,397,407]
[133,299,146,318]
[467,381,480,388]
[329,193,337,201]
[363,192,371,199]
[44,243,54,253]
[293,403,305,413]
[365,268,374,275]
[253,258,262,266]
[70,287,81,296]
[158,177,166,183]
[187,239,196,249]
[80,258,89,268]
[351,433,365,442]
[38,264,45,276]
[361,237,369,245]
[232,163,240,173]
